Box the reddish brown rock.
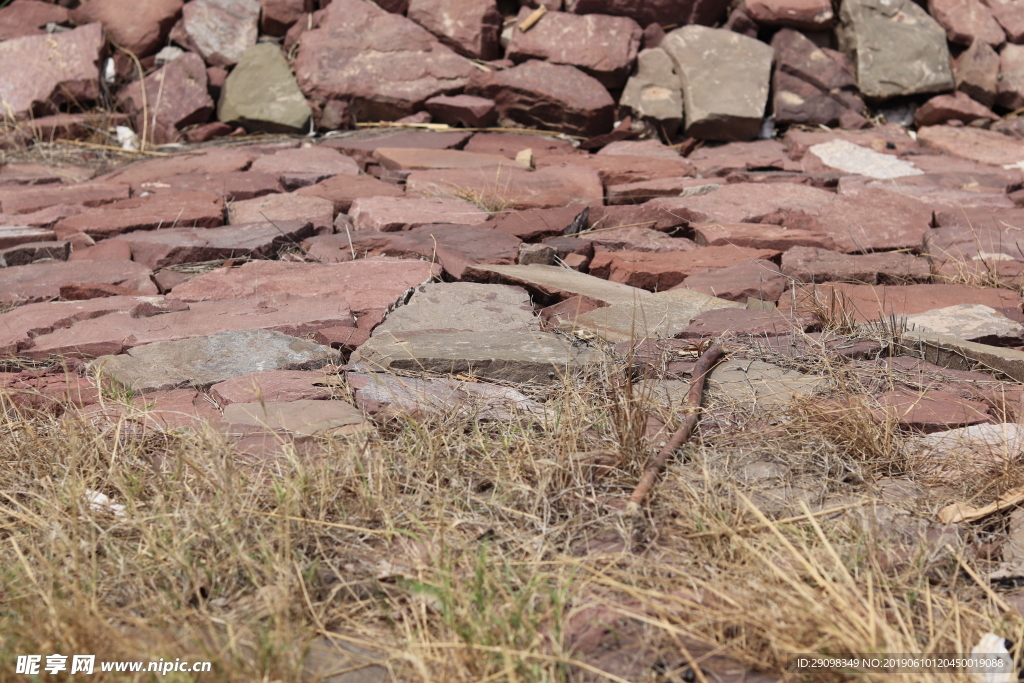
[873,390,991,431]
[653,183,835,229]
[0,0,70,41]
[373,147,522,171]
[691,221,836,251]
[0,241,69,267]
[71,0,182,57]
[185,121,233,143]
[999,44,1024,110]
[807,189,932,253]
[167,259,440,316]
[783,124,921,160]
[0,259,156,305]
[349,196,488,232]
[924,222,1024,263]
[679,259,788,302]
[984,0,1024,42]
[53,191,225,240]
[781,246,931,285]
[914,91,998,127]
[118,52,213,145]
[789,282,1022,323]
[424,94,498,128]
[133,171,282,202]
[954,39,999,108]
[0,372,100,413]
[0,163,94,187]
[564,0,730,27]
[688,139,796,177]
[0,205,84,230]
[113,220,315,268]
[96,147,258,185]
[771,29,866,128]
[0,22,104,118]
[210,369,332,405]
[745,0,833,29]
[260,0,314,36]
[177,0,259,67]
[466,60,615,137]
[929,0,1004,46]
[294,0,476,121]
[314,326,371,353]
[248,146,359,189]
[322,130,472,168]
[606,178,719,205]
[462,131,577,160]
[68,239,132,262]
[589,246,780,291]
[407,0,501,60]
[489,206,587,240]
[0,182,128,215]
[227,193,333,234]
[589,202,691,234]
[24,294,351,359]
[295,173,405,214]
[676,307,813,339]
[536,153,695,186]
[506,8,641,88]
[406,164,603,210]
[917,125,1024,166]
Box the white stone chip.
[809,139,923,179]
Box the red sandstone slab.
[872,390,991,431]
[0,204,84,229]
[321,131,473,168]
[463,132,579,160]
[691,221,836,251]
[789,282,1023,322]
[805,188,935,253]
[372,147,525,171]
[0,225,55,248]
[652,183,835,230]
[581,226,698,253]
[248,146,360,187]
[688,139,802,177]
[405,165,604,210]
[781,246,931,284]
[676,307,814,339]
[678,259,788,302]
[0,260,157,305]
[52,191,225,240]
[0,182,129,215]
[783,124,922,160]
[489,206,587,240]
[22,294,354,360]
[112,220,316,269]
[349,196,489,232]
[589,246,781,291]
[210,370,334,406]
[226,193,333,233]
[536,153,696,186]
[295,173,405,215]
[166,259,440,316]
[95,147,260,185]
[133,172,283,201]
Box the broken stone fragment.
[218,43,312,133]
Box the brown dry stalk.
[626,342,727,513]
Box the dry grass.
[1,337,1023,682]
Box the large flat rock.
[0,260,156,305]
[166,259,439,317]
[463,263,651,306]
[374,282,538,336]
[91,328,339,393]
[349,196,488,232]
[653,183,835,229]
[706,358,824,408]
[223,399,368,438]
[52,191,225,240]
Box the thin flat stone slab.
[676,308,816,339]
[588,246,781,291]
[0,181,129,215]
[653,183,835,229]
[691,222,836,251]
[0,226,56,248]
[705,358,824,409]
[167,259,440,317]
[372,147,525,171]
[111,220,314,269]
[872,389,991,431]
[52,191,225,240]
[463,263,651,307]
[90,328,339,393]
[902,330,1024,383]
[349,196,489,232]
[210,369,335,405]
[903,304,1024,344]
[348,369,546,420]
[0,240,69,267]
[95,147,259,185]
[788,283,1023,323]
[559,288,743,343]
[374,282,538,336]
[295,174,405,214]
[781,246,931,285]
[227,193,333,234]
[0,259,156,305]
[917,125,1024,167]
[679,259,789,303]
[351,330,600,383]
[804,188,933,253]
[405,165,604,210]
[132,171,283,202]
[222,399,368,438]
[249,146,359,188]
[22,294,354,359]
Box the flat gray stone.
[661,25,774,141]
[218,42,311,133]
[223,399,369,438]
[809,139,924,179]
[559,288,742,343]
[838,0,954,100]
[91,328,339,393]
[706,358,824,408]
[352,330,600,383]
[619,48,683,133]
[903,304,1024,344]
[377,282,539,336]
[464,263,651,307]
[901,330,1024,382]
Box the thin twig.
[626,342,727,513]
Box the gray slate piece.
[218,43,312,133]
[91,328,339,393]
